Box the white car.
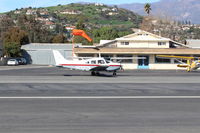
[7,59,19,66]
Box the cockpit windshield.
[98,60,105,64]
[105,60,111,63]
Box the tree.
[3,27,29,57]
[92,27,119,43]
[140,16,154,32]
[4,42,21,57]
[16,14,52,43]
[76,20,85,30]
[52,34,66,43]
[0,16,15,40]
[144,3,152,16]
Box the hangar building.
[21,43,75,65]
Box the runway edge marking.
[1,96,200,99]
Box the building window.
[121,42,129,45]
[78,54,95,57]
[158,42,166,46]
[155,56,171,63]
[137,34,148,36]
[174,55,189,64]
[116,54,133,63]
[101,54,113,60]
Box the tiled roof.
[21,43,80,50]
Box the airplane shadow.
[63,73,130,77]
[63,74,114,77]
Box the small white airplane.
[52,50,121,76]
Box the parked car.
[16,58,23,65]
[7,59,19,66]
[14,58,27,65]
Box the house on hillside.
[26,9,37,15]
[14,10,21,14]
[95,3,104,6]
[60,9,81,15]
[75,30,199,70]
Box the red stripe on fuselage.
[60,64,121,67]
[109,65,121,67]
[60,64,99,66]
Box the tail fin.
[52,50,67,66]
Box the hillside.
[46,3,142,27]
[119,0,200,24]
[0,3,142,44]
[1,2,200,45]
[3,3,142,29]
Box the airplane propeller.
[120,63,124,71]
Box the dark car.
[16,58,23,65]
[15,58,27,65]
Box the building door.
[138,55,149,69]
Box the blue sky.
[0,0,159,13]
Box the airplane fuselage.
[58,58,121,72]
[53,50,121,76]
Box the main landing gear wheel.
[91,71,96,76]
[96,72,100,76]
[113,71,117,76]
[91,71,101,76]
[187,67,191,72]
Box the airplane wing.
[157,55,197,60]
[110,57,146,60]
[90,65,109,71]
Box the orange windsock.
[72,29,92,42]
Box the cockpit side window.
[91,60,96,64]
[105,60,110,63]
[98,60,105,64]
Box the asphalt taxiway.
[0,66,200,133]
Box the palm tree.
[144,3,152,16]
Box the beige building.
[75,30,200,70]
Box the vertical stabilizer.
[52,50,68,66]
